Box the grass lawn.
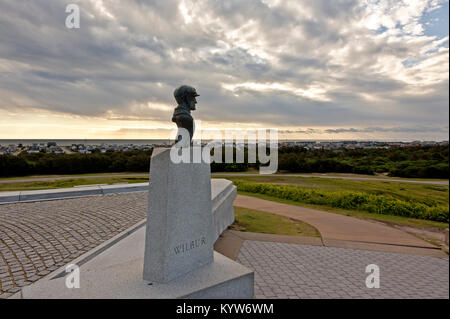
[0,172,148,181]
[215,175,449,207]
[0,176,149,191]
[2,172,448,208]
[1,171,447,231]
[231,206,321,237]
[238,191,449,230]
[276,172,449,182]
[214,171,449,182]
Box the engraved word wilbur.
[173,237,206,255]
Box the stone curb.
[0,183,149,204]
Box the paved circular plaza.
[0,192,448,299]
[237,240,449,299]
[0,192,147,298]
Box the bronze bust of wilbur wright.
[172,85,199,145]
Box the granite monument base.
[143,147,215,283]
[19,225,254,299]
[17,146,254,299]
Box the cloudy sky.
[0,0,448,141]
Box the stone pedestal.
[16,147,254,299]
[19,226,254,299]
[18,178,253,299]
[143,148,214,283]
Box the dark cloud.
[0,0,448,139]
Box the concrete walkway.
[234,195,438,250]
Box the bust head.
[174,85,199,110]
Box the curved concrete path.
[234,195,437,249]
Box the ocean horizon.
[1,139,446,146]
[0,139,174,146]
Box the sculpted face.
[189,95,197,110]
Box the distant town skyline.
[0,0,448,141]
[2,139,448,156]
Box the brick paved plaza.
[0,193,147,298]
[237,241,449,299]
[0,192,448,299]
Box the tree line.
[0,145,448,178]
[0,150,152,176]
[277,145,448,178]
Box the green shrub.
[234,181,449,222]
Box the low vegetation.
[217,175,449,207]
[233,180,449,223]
[231,206,320,237]
[0,176,148,192]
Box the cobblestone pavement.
[0,192,147,298]
[1,191,449,299]
[237,241,449,299]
